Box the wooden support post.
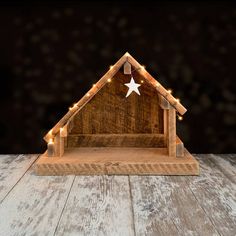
[54,133,61,157]
[47,139,55,157]
[176,136,184,157]
[168,108,176,157]
[163,109,168,137]
[59,128,65,157]
[59,136,64,157]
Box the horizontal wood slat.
[67,134,166,148]
[35,148,199,176]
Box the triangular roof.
[44,52,187,142]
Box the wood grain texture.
[127,53,187,115]
[176,136,184,157]
[208,154,236,183]
[124,61,131,74]
[0,154,235,235]
[35,148,199,175]
[67,134,166,148]
[71,69,163,135]
[55,175,134,236]
[44,52,127,142]
[44,52,187,142]
[163,109,167,137]
[158,94,170,109]
[0,167,75,236]
[130,175,220,236]
[54,132,61,157]
[187,154,236,236]
[0,154,38,203]
[168,108,176,157]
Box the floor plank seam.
[187,178,222,236]
[53,175,76,236]
[128,176,137,236]
[0,154,40,205]
[170,217,181,235]
[209,154,236,184]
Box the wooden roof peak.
[44,52,187,142]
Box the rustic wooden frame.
[36,52,199,176]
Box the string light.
[156,82,160,87]
[176,98,180,103]
[140,65,146,70]
[141,80,144,83]
[167,89,172,94]
[107,78,111,82]
[109,65,113,69]
[69,103,77,110]
[48,138,54,144]
[178,115,183,121]
[48,129,53,137]
[92,84,96,88]
[86,93,90,97]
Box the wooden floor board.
[129,175,219,236]
[0,167,75,235]
[0,154,38,203]
[55,175,135,236]
[0,154,235,235]
[208,154,236,184]
[188,155,236,236]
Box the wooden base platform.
[35,148,199,175]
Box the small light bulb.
[176,98,180,103]
[86,93,90,97]
[107,78,111,82]
[49,138,54,143]
[167,89,172,94]
[109,65,113,69]
[178,115,183,121]
[141,65,146,70]
[49,129,53,136]
[141,80,144,83]
[93,84,96,87]
[70,103,77,110]
[156,83,160,87]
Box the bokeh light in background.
[0,1,235,153]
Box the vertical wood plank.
[60,137,64,157]
[130,175,220,236]
[168,108,176,156]
[0,154,38,203]
[55,176,135,236]
[0,168,75,235]
[54,133,61,157]
[163,109,167,136]
[71,70,163,135]
[188,154,236,236]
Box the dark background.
[0,1,235,154]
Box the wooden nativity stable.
[35,52,199,176]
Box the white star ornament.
[124,77,141,98]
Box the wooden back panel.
[70,69,163,135]
[67,134,166,148]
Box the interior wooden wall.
[70,68,164,135]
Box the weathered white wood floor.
[0,154,235,236]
